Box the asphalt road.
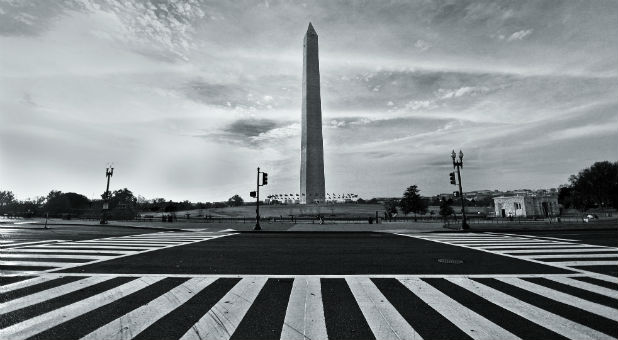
[65,232,572,275]
[1,225,617,340]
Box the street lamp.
[451,150,469,230]
[100,165,114,224]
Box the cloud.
[436,86,490,99]
[1,0,617,201]
[507,29,533,41]
[414,39,431,52]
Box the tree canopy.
[227,194,244,207]
[0,190,15,206]
[561,161,618,210]
[439,198,454,219]
[399,185,428,218]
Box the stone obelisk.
[300,22,325,204]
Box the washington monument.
[300,23,325,204]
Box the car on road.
[583,214,599,222]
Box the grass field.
[146,204,386,218]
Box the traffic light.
[250,191,256,198]
[262,172,268,186]
[453,191,459,197]
[449,172,456,185]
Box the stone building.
[493,195,559,218]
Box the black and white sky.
[1,0,617,202]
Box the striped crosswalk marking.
[1,277,163,340]
[402,232,618,276]
[0,274,616,340]
[0,240,62,249]
[1,231,236,275]
[280,277,327,340]
[497,277,618,319]
[506,248,618,254]
[448,277,615,340]
[179,277,268,340]
[347,277,423,340]
[0,276,112,314]
[81,277,217,340]
[547,276,618,299]
[523,254,618,259]
[1,275,65,293]
[399,277,520,340]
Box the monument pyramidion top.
[306,22,317,36]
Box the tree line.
[0,188,248,219]
[383,160,617,220]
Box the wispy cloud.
[1,0,616,201]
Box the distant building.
[493,195,559,218]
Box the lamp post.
[100,165,114,224]
[451,150,469,230]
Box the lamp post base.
[254,223,261,231]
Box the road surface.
[1,224,617,340]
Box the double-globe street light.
[451,150,469,230]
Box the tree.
[227,194,244,207]
[45,191,90,216]
[0,190,15,206]
[110,188,137,209]
[439,198,454,221]
[557,185,574,209]
[566,161,618,211]
[383,199,398,218]
[399,185,428,221]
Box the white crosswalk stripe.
[179,277,268,340]
[347,277,422,340]
[1,231,235,275]
[0,274,615,340]
[400,232,618,277]
[81,277,218,340]
[281,277,328,340]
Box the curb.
[23,222,184,232]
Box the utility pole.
[451,150,469,230]
[255,167,261,230]
[253,167,269,231]
[100,164,114,224]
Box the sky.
[1,0,617,202]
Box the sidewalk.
[1,217,615,233]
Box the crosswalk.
[0,231,235,275]
[401,232,618,276]
[0,273,616,340]
[0,239,62,249]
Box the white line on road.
[347,277,423,340]
[81,277,217,340]
[503,249,618,254]
[547,276,618,299]
[545,260,618,266]
[398,278,519,340]
[497,277,618,320]
[0,261,77,267]
[0,276,163,340]
[281,277,328,340]
[448,277,615,340]
[1,254,107,260]
[0,240,63,248]
[179,277,268,340]
[522,254,618,259]
[0,276,113,314]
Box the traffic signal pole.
[450,150,469,230]
[455,165,468,230]
[255,167,261,231]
